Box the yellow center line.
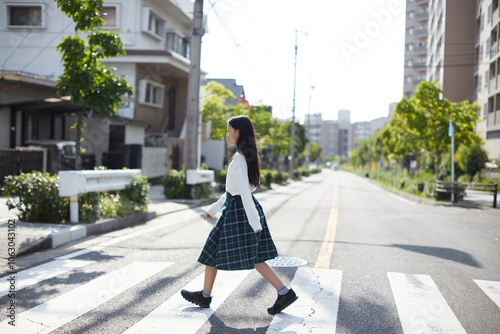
[315,178,339,269]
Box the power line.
[205,0,285,103]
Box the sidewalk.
[0,185,216,257]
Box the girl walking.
[181,115,298,315]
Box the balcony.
[416,0,428,4]
[415,27,428,36]
[415,10,428,21]
[491,42,498,60]
[414,45,427,54]
[487,111,498,126]
[493,7,499,25]
[489,77,496,93]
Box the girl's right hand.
[203,213,213,220]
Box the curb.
[18,211,157,256]
[366,177,498,210]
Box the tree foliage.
[56,0,132,169]
[456,142,489,179]
[379,81,480,175]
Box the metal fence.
[0,148,45,186]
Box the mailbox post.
[59,169,142,223]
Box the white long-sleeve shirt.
[206,152,262,232]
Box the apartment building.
[0,0,198,173]
[426,0,476,102]
[477,0,500,158]
[403,0,429,97]
[304,114,323,145]
[304,110,352,159]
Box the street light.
[289,29,307,179]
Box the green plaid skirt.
[198,192,278,270]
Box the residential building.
[304,114,322,145]
[477,0,500,159]
[403,0,429,97]
[426,0,476,103]
[0,0,200,177]
[304,110,352,159]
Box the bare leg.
[255,262,284,289]
[203,265,218,294]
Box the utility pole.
[449,116,456,203]
[184,0,204,170]
[289,30,298,179]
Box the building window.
[138,79,165,107]
[408,11,414,19]
[101,6,118,27]
[407,59,413,67]
[407,27,414,35]
[485,70,489,88]
[142,7,166,40]
[406,76,413,84]
[167,31,190,58]
[407,43,414,51]
[7,4,44,27]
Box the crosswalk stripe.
[387,272,466,334]
[266,267,342,334]
[124,269,251,334]
[0,259,94,297]
[474,279,500,309]
[0,262,173,333]
[55,218,185,260]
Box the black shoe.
[267,288,298,315]
[181,290,212,308]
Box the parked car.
[25,140,95,174]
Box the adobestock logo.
[340,0,403,64]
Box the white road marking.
[0,259,94,297]
[0,262,173,333]
[474,279,500,309]
[266,267,342,334]
[124,269,251,334]
[387,272,466,334]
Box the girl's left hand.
[254,229,262,233]
[203,213,213,220]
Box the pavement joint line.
[315,177,339,269]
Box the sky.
[199,0,407,123]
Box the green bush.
[162,167,213,199]
[2,171,152,224]
[2,172,68,223]
[162,169,188,199]
[214,169,227,191]
[123,174,151,212]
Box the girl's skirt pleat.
[198,192,278,270]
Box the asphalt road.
[0,169,499,333]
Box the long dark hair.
[228,115,260,187]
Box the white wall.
[0,1,72,78]
[201,140,224,170]
[125,124,145,145]
[142,147,167,178]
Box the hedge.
[2,171,151,224]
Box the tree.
[457,142,489,180]
[201,81,236,140]
[56,0,132,169]
[382,81,480,177]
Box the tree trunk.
[75,106,85,170]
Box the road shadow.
[337,291,401,334]
[389,243,481,268]
[335,240,482,268]
[207,314,268,334]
